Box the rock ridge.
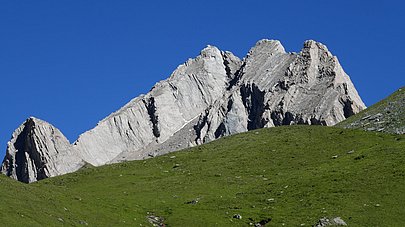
[1,39,366,182]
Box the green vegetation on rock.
[0,126,404,226]
[338,87,405,134]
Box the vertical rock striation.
[2,39,366,182]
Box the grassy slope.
[338,87,405,134]
[1,126,405,226]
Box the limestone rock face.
[2,39,366,182]
[1,117,84,183]
[73,46,242,166]
[192,40,366,144]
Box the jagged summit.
[200,45,222,57]
[27,116,39,122]
[2,39,366,182]
[249,39,286,55]
[24,116,48,126]
[304,39,329,50]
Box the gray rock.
[1,117,84,183]
[79,220,88,225]
[147,215,165,226]
[333,217,347,225]
[73,45,240,166]
[2,39,366,182]
[314,217,347,226]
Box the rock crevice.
[143,97,160,138]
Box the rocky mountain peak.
[2,39,367,183]
[27,116,40,123]
[1,117,83,183]
[200,45,222,59]
[248,39,286,57]
[21,116,50,128]
[303,40,329,51]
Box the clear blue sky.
[1,1,404,157]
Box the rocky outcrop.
[314,217,347,226]
[1,117,84,183]
[2,39,366,182]
[338,87,404,134]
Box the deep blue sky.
[1,1,404,157]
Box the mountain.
[0,126,404,226]
[1,39,366,182]
[338,87,404,134]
